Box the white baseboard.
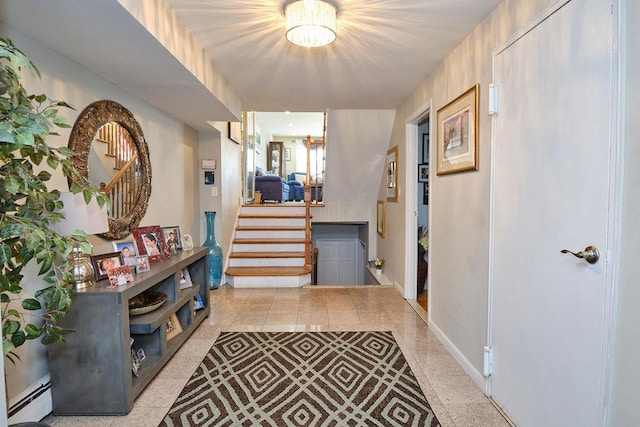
[427,319,489,394]
[8,374,52,424]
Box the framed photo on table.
[112,240,137,266]
[437,84,479,175]
[161,226,182,255]
[132,225,170,263]
[166,313,183,341]
[90,252,124,281]
[135,255,151,273]
[106,265,134,287]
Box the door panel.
[317,240,357,285]
[490,1,613,425]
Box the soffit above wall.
[0,0,241,131]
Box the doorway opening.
[404,99,432,314]
[312,222,368,285]
[417,118,429,311]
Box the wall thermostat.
[201,159,216,170]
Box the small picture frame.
[135,255,151,273]
[112,240,138,266]
[418,163,429,183]
[182,234,194,251]
[179,268,192,290]
[386,146,398,202]
[161,226,182,255]
[204,170,215,185]
[166,313,183,341]
[423,183,429,205]
[131,347,141,377]
[193,293,205,310]
[422,133,430,163]
[90,252,124,282]
[377,200,386,238]
[228,121,241,144]
[285,147,291,161]
[132,225,170,263]
[106,265,134,287]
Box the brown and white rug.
[160,331,440,426]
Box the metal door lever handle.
[560,246,600,264]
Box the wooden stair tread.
[242,205,305,208]
[225,266,312,277]
[239,214,307,219]
[236,225,304,231]
[230,251,305,258]
[233,238,305,244]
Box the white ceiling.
[165,0,501,111]
[0,0,501,133]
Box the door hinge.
[488,83,498,115]
[483,346,493,376]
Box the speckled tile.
[42,285,508,427]
[446,402,513,427]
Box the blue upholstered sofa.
[287,172,323,202]
[255,167,289,202]
[287,173,304,201]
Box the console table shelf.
[47,247,210,415]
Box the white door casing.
[488,0,616,425]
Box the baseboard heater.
[8,374,52,424]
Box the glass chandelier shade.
[285,0,337,48]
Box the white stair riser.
[238,218,306,227]
[235,229,304,239]
[241,206,306,216]
[232,243,305,252]
[227,274,311,288]
[229,258,305,267]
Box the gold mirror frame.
[68,100,152,240]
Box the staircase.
[96,122,141,218]
[225,204,312,288]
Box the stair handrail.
[100,153,139,219]
[102,152,138,194]
[304,135,312,270]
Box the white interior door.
[316,239,357,285]
[490,1,614,425]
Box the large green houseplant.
[0,37,108,363]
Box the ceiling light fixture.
[285,0,337,48]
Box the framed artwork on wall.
[377,200,386,237]
[228,121,241,144]
[437,84,479,175]
[423,183,429,205]
[386,146,398,202]
[422,133,429,163]
[418,163,429,183]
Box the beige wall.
[1,25,203,401]
[380,0,558,374]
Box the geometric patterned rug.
[159,331,440,426]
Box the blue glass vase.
[203,211,222,289]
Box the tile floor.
[43,285,511,426]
